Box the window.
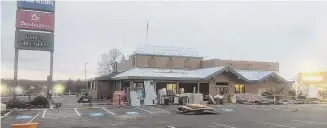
[148,56,156,68]
[216,85,228,95]
[132,56,136,67]
[93,82,96,90]
[235,85,245,93]
[184,58,191,68]
[166,57,174,68]
[166,83,177,91]
[134,82,145,99]
[88,81,91,89]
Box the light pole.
[84,63,88,80]
[85,63,88,96]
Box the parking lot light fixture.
[53,84,64,94]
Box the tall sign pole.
[15,0,55,102]
[13,49,19,101]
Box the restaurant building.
[88,45,291,103]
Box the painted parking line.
[246,106,272,111]
[108,107,148,116]
[42,109,47,118]
[15,109,44,111]
[42,108,80,119]
[153,107,171,113]
[271,106,294,112]
[291,105,327,111]
[1,109,43,125]
[102,107,115,115]
[292,120,327,125]
[256,122,296,128]
[136,107,153,113]
[136,106,172,114]
[74,108,81,116]
[28,112,40,123]
[212,123,236,128]
[75,107,114,117]
[1,110,13,119]
[244,105,296,112]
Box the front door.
[216,85,228,102]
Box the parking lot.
[2,103,327,128]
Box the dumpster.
[12,123,38,128]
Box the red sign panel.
[16,10,54,31]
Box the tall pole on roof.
[123,35,126,54]
[146,21,149,44]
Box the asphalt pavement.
[1,96,327,128]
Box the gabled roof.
[234,70,273,81]
[235,70,290,83]
[131,45,203,58]
[190,67,227,79]
[202,67,248,81]
[111,68,203,81]
[111,67,251,82]
[257,72,290,83]
[98,67,289,84]
[90,72,121,81]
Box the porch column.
[176,82,179,94]
[154,81,156,92]
[119,80,122,91]
[197,82,200,93]
[130,81,133,88]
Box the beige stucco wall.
[135,55,202,69]
[201,59,279,71]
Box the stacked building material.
[112,91,126,107]
[184,93,203,104]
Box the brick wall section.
[201,59,279,71]
[135,55,202,69]
[118,55,279,71]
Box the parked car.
[1,103,6,112]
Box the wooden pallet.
[177,106,219,115]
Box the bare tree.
[97,48,122,76]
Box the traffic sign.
[17,0,55,12]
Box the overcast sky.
[1,1,327,80]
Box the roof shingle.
[132,45,203,58]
